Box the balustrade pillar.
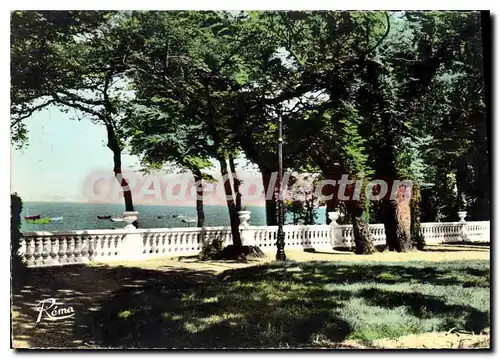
[458,211,468,242]
[117,211,144,260]
[328,211,342,247]
[238,210,255,246]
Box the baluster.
[151,233,156,254]
[151,234,157,255]
[173,233,178,252]
[108,235,114,256]
[157,233,162,254]
[40,238,50,265]
[156,233,162,254]
[66,236,75,262]
[102,235,108,258]
[25,237,35,266]
[141,234,147,255]
[49,237,58,264]
[58,237,67,263]
[96,235,104,259]
[85,235,93,261]
[73,236,82,262]
[186,232,190,252]
[100,235,106,257]
[95,235,102,259]
[115,235,121,256]
[80,235,88,262]
[107,235,113,257]
[190,232,195,251]
[148,234,155,255]
[147,234,152,255]
[177,233,182,253]
[33,237,43,266]
[160,234,166,253]
[167,233,172,253]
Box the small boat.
[181,217,197,227]
[24,214,41,220]
[26,217,51,224]
[182,217,196,223]
[110,217,124,222]
[50,216,63,221]
[97,215,111,220]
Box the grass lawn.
[11,245,490,349]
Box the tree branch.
[11,99,56,127]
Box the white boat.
[181,217,196,223]
[110,217,124,222]
[50,216,63,221]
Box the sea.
[20,202,328,232]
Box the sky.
[10,105,264,206]
[11,106,141,202]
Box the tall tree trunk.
[261,167,278,225]
[383,183,412,252]
[106,124,134,212]
[345,199,375,254]
[229,155,242,212]
[191,167,205,228]
[411,183,424,250]
[219,157,242,247]
[112,147,135,212]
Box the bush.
[11,193,24,271]
[198,236,225,261]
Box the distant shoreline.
[21,201,266,208]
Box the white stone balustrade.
[18,210,489,267]
[19,229,127,267]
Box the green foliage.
[11,193,24,271]
[198,236,225,261]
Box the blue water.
[20,202,327,232]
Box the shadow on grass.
[358,288,489,333]
[11,264,217,348]
[221,260,490,288]
[11,258,490,349]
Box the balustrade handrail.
[21,220,490,237]
[420,222,463,226]
[134,226,231,233]
[22,229,129,237]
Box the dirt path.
[101,244,489,273]
[336,331,490,349]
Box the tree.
[123,11,267,252]
[245,11,393,254]
[123,103,216,227]
[11,11,141,214]
[353,11,485,251]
